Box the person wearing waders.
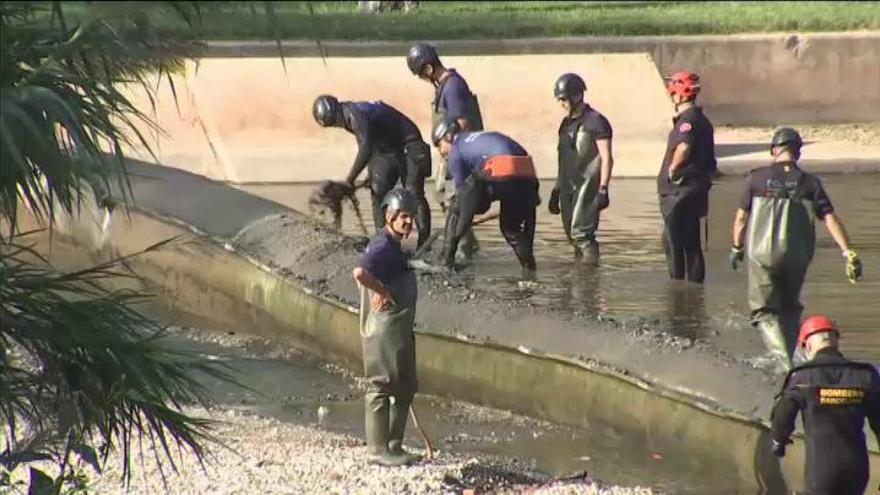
[432,118,540,280]
[657,71,716,283]
[549,73,614,264]
[729,128,863,374]
[313,95,432,248]
[352,188,422,466]
[770,316,880,495]
[407,43,483,261]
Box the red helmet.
[797,315,838,347]
[667,71,701,99]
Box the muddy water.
[168,327,742,494]
[239,174,880,364]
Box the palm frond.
[0,237,236,484]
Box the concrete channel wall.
[124,32,880,184]
[208,32,880,126]
[122,53,669,183]
[35,162,879,493]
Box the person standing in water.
[406,42,483,260]
[657,71,716,283]
[549,73,614,265]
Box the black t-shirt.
[739,162,834,218]
[657,106,716,195]
[558,104,613,141]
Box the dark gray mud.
[123,162,878,428]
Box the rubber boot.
[779,307,803,361]
[578,240,600,267]
[387,395,422,465]
[756,317,792,374]
[459,229,480,262]
[365,393,411,466]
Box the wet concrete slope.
[38,161,879,493]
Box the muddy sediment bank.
[141,159,778,417]
[41,161,879,492]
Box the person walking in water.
[549,73,614,265]
[406,42,483,260]
[313,95,432,248]
[352,188,423,466]
[729,128,862,374]
[657,71,716,283]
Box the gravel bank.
[2,327,659,494]
[72,408,656,495]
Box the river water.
[239,174,879,364]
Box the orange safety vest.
[482,155,536,180]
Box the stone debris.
[69,408,657,495]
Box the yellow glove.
[843,250,862,283]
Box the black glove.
[548,188,560,215]
[596,187,610,211]
[770,439,787,458]
[729,246,744,271]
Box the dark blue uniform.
[433,69,484,263]
[358,230,409,287]
[341,101,431,244]
[771,348,880,495]
[444,131,539,273]
[447,131,529,188]
[657,106,716,283]
[434,69,483,131]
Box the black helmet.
[407,43,439,76]
[770,127,803,153]
[381,188,418,216]
[431,117,461,146]
[554,73,586,103]
[313,94,340,127]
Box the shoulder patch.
[678,122,692,133]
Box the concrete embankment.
[209,32,880,126]
[34,161,879,493]
[121,32,880,183]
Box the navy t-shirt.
[358,230,409,286]
[435,69,473,121]
[447,131,529,188]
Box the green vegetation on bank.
[48,1,880,41]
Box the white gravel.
[22,408,655,495]
[3,328,658,494]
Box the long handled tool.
[408,404,435,460]
[412,210,499,259]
